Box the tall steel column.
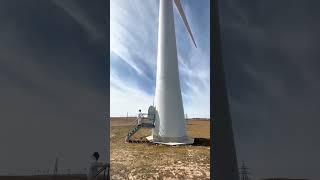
[212,0,240,179]
[149,0,192,144]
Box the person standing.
[138,109,143,125]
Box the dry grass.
[110,118,210,180]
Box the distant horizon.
[110,116,211,119]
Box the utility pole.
[239,161,251,180]
[53,157,58,176]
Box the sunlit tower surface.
[147,0,197,144]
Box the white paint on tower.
[147,0,196,144]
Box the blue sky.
[110,0,210,118]
[1,0,320,178]
[0,0,107,174]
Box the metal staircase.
[91,163,110,180]
[125,117,155,142]
[125,106,156,142]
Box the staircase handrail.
[92,163,110,180]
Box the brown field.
[110,117,210,180]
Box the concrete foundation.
[146,135,194,145]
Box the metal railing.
[92,163,110,180]
[125,113,155,142]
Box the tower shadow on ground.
[127,137,210,147]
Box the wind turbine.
[212,0,239,179]
[146,0,196,144]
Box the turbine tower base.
[146,135,194,145]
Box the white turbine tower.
[147,0,197,144]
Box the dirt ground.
[110,117,210,180]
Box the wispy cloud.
[220,0,320,179]
[0,1,107,174]
[52,0,104,40]
[110,0,210,118]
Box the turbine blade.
[174,0,197,48]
